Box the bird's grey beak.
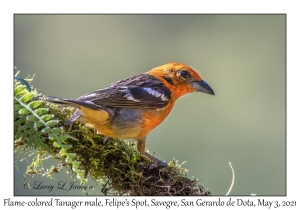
[191,80,215,95]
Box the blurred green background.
[14,14,285,196]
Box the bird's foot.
[67,123,73,133]
[149,159,168,170]
[103,136,111,144]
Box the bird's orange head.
[147,62,214,100]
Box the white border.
[2,0,300,209]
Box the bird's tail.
[46,96,100,110]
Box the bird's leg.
[67,122,73,133]
[103,136,111,144]
[137,137,167,169]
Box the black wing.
[77,74,171,109]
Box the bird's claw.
[149,160,168,170]
[103,136,110,144]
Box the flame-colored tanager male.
[47,62,214,167]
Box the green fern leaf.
[15,116,26,127]
[26,115,38,122]
[28,101,41,109]
[14,104,23,111]
[46,120,59,127]
[14,85,26,96]
[19,93,34,103]
[34,108,49,116]
[39,141,53,154]
[41,115,54,121]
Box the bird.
[47,62,214,167]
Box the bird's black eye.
[180,70,189,79]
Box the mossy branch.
[14,73,211,196]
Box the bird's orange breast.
[138,96,175,138]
